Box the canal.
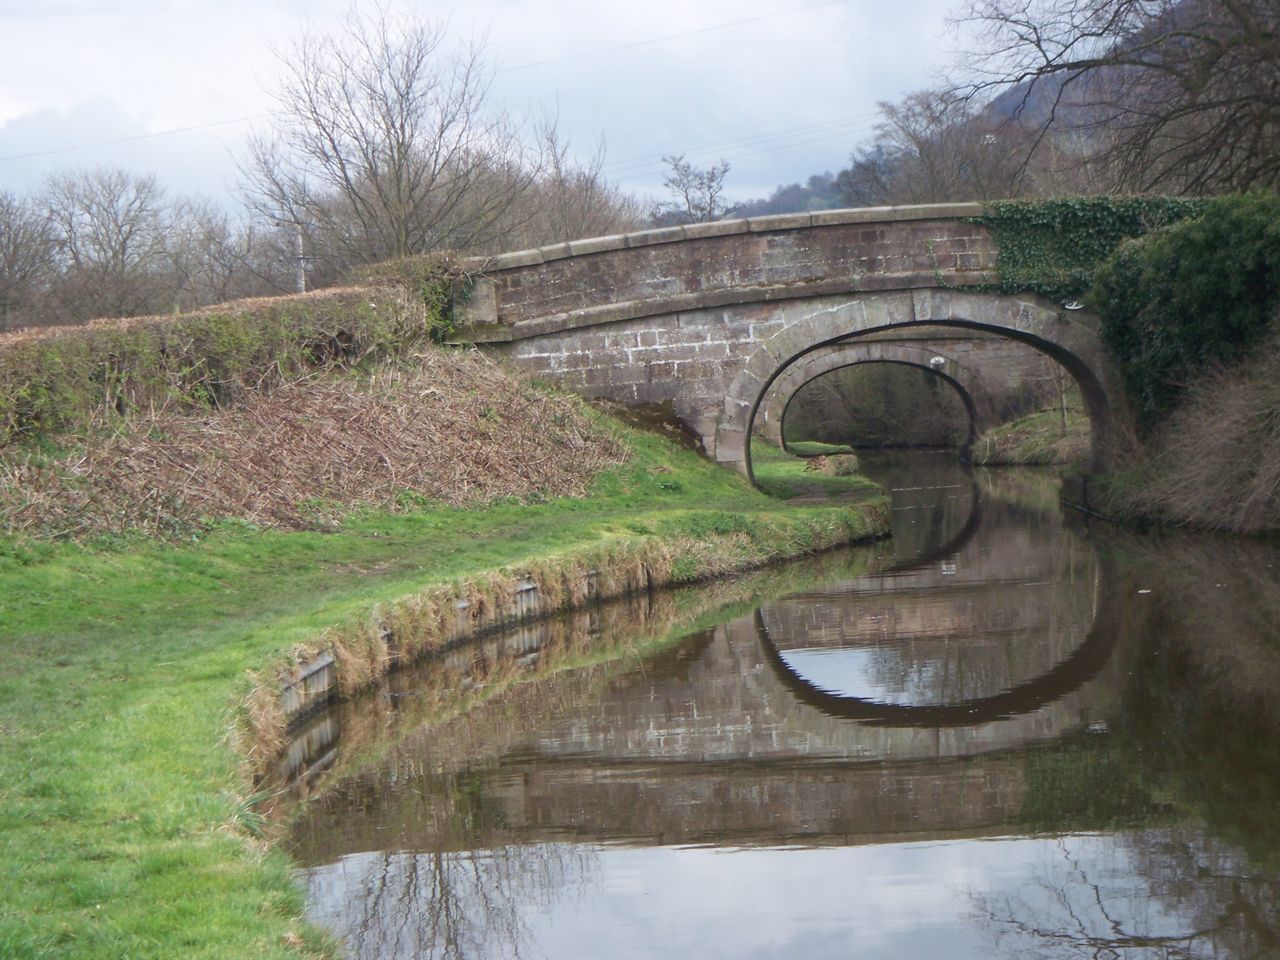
[282,452,1280,959]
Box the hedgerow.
[1088,193,1280,428]
[0,261,456,446]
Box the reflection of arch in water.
[752,555,1116,727]
[756,342,982,455]
[884,475,983,574]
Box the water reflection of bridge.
[290,471,1131,860]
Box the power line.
[497,0,857,73]
[0,1,861,165]
[604,112,882,174]
[614,120,880,184]
[0,114,270,163]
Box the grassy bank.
[751,438,881,500]
[783,440,858,457]
[971,409,1091,466]
[0,404,888,958]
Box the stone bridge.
[453,203,1115,476]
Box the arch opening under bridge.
[758,342,983,456]
[724,290,1111,483]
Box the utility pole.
[293,221,306,295]
[276,219,308,294]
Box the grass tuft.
[971,408,1090,466]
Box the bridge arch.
[717,288,1111,480]
[758,341,981,452]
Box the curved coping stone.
[461,202,990,273]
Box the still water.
[284,452,1280,959]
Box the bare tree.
[654,154,733,224]
[243,6,541,270]
[956,0,1280,194]
[517,129,646,245]
[163,200,297,308]
[43,167,171,321]
[835,88,1060,207]
[0,191,54,330]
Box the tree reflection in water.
[308,842,596,960]
[974,829,1280,959]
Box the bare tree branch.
[953,0,1280,193]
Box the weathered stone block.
[567,234,630,257]
[656,344,701,363]
[698,341,732,360]
[489,248,545,269]
[748,213,812,232]
[625,226,685,248]
[682,220,750,240]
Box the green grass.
[971,408,1091,466]
[0,416,888,959]
[784,440,858,457]
[751,438,883,501]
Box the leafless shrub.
[500,127,646,249]
[1112,327,1280,532]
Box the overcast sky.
[0,0,961,210]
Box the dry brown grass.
[0,349,626,537]
[1108,331,1280,533]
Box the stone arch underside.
[757,342,982,450]
[715,288,1112,479]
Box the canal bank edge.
[241,498,891,788]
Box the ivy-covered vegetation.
[1089,193,1280,428]
[977,196,1206,304]
[0,264,455,447]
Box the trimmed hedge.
[0,266,456,446]
[1089,193,1280,428]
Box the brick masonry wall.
[495,302,783,447]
